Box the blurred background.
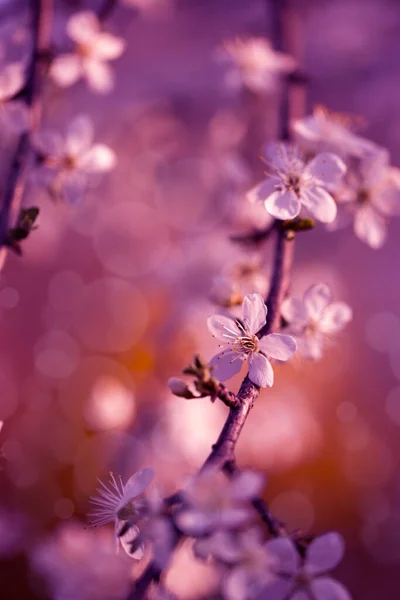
[1,0,400,598]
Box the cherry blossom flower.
[0,61,29,133]
[174,469,264,536]
[293,105,385,161]
[195,528,276,600]
[281,284,352,360]
[337,154,400,249]
[211,257,269,308]
[208,293,296,387]
[219,37,296,94]
[88,467,154,558]
[50,11,125,94]
[248,144,346,223]
[260,532,352,600]
[33,115,116,204]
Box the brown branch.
[0,0,53,267]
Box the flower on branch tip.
[293,105,386,161]
[174,469,265,537]
[88,467,154,558]
[247,143,346,223]
[337,153,400,249]
[261,532,352,600]
[218,37,296,94]
[208,293,296,388]
[0,61,29,133]
[50,11,125,94]
[33,115,116,204]
[281,283,352,360]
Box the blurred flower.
[293,105,385,160]
[0,61,29,133]
[281,283,352,360]
[175,469,264,536]
[88,467,154,557]
[208,293,296,387]
[338,154,400,248]
[262,532,351,600]
[196,528,276,600]
[219,37,296,94]
[50,11,125,93]
[33,115,116,204]
[211,257,269,308]
[248,144,346,223]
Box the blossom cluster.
[88,467,352,600]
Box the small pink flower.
[208,293,296,387]
[219,37,296,94]
[33,115,116,203]
[50,11,125,94]
[248,143,346,223]
[281,284,352,360]
[0,62,29,133]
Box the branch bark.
[0,0,53,267]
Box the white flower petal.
[248,352,274,387]
[265,538,300,575]
[305,153,346,189]
[207,315,241,341]
[91,32,126,60]
[175,508,216,536]
[84,58,114,93]
[66,115,94,157]
[292,114,321,142]
[281,297,308,327]
[247,178,279,204]
[50,53,82,88]
[303,284,332,321]
[265,189,301,220]
[118,523,144,559]
[300,333,324,361]
[79,144,116,174]
[220,507,252,529]
[372,184,400,216]
[60,171,88,205]
[319,302,352,334]
[0,62,24,99]
[354,205,386,249]
[258,333,296,361]
[305,532,345,576]
[300,186,337,223]
[241,293,267,334]
[67,10,99,44]
[209,351,243,382]
[311,577,352,600]
[231,471,265,500]
[123,467,154,502]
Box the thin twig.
[0,0,53,265]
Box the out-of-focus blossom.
[50,11,125,93]
[248,144,346,223]
[337,155,400,248]
[175,469,264,536]
[33,115,116,204]
[261,532,352,600]
[219,37,296,94]
[88,467,154,557]
[293,105,385,161]
[30,521,132,600]
[211,257,269,308]
[0,61,29,133]
[196,528,276,600]
[281,284,352,360]
[208,293,296,387]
